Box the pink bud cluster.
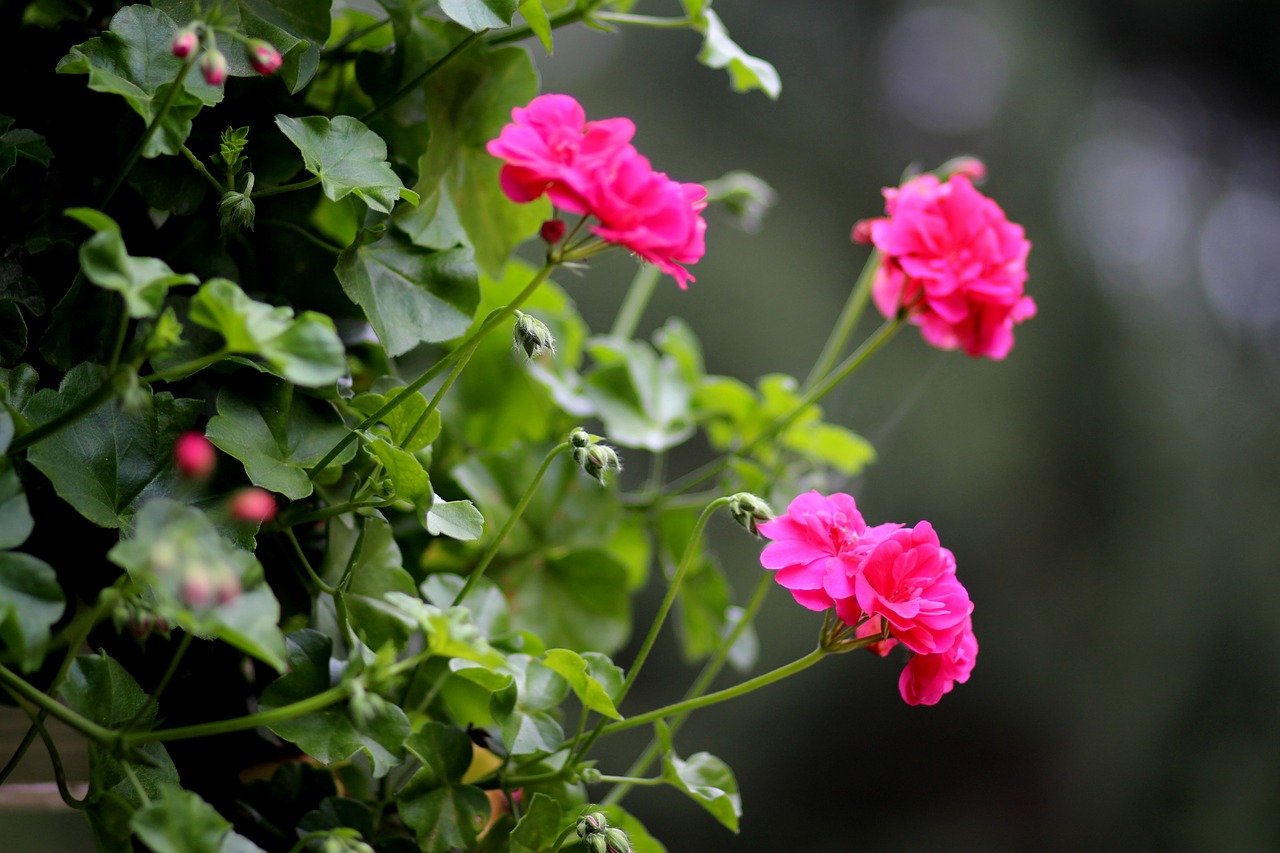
[757,491,977,706]
[853,169,1034,360]
[487,94,708,289]
[171,25,282,85]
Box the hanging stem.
[123,631,194,732]
[451,441,572,605]
[803,249,880,390]
[124,683,350,746]
[284,527,338,595]
[361,29,489,122]
[100,54,197,208]
[610,264,661,339]
[0,664,118,747]
[309,261,555,480]
[252,175,321,198]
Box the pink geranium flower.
[853,522,973,655]
[859,172,1034,359]
[757,491,899,612]
[898,617,978,706]
[487,94,707,288]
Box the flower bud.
[569,427,592,448]
[728,492,774,537]
[229,487,277,523]
[574,442,621,485]
[219,173,257,232]
[576,812,607,838]
[246,39,283,76]
[513,310,555,359]
[214,569,241,605]
[938,155,987,183]
[172,26,199,59]
[182,566,215,609]
[850,218,875,244]
[540,218,567,244]
[200,49,227,86]
[603,827,632,853]
[174,430,216,479]
[585,837,608,853]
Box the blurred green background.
[536,0,1280,850]
[6,0,1280,850]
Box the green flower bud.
[728,492,774,537]
[569,427,592,448]
[513,310,555,359]
[574,442,621,485]
[577,812,608,838]
[603,827,632,853]
[703,170,777,233]
[585,836,608,853]
[219,173,256,233]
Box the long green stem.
[609,264,660,339]
[15,698,86,809]
[139,346,231,384]
[252,175,321,198]
[599,647,827,737]
[0,664,118,747]
[7,369,124,455]
[284,527,338,595]
[180,145,226,193]
[125,683,350,746]
[593,12,691,28]
[123,632,194,732]
[100,55,196,208]
[309,261,555,480]
[803,249,880,390]
[257,218,344,255]
[277,499,392,529]
[603,572,772,806]
[361,29,488,122]
[452,442,571,605]
[107,307,130,373]
[667,317,903,495]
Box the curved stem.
[667,317,903,495]
[599,647,828,738]
[0,664,118,747]
[452,441,572,605]
[803,249,880,390]
[100,54,197,208]
[610,264,660,340]
[361,29,488,122]
[252,175,321,199]
[125,683,350,746]
[593,12,692,28]
[258,218,344,255]
[180,145,226,193]
[123,631,194,732]
[0,721,39,787]
[309,261,555,480]
[23,703,86,809]
[139,346,231,384]
[284,527,338,595]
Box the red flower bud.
[540,219,567,244]
[850,218,875,244]
[172,27,198,59]
[229,487,277,523]
[247,40,283,76]
[201,49,227,86]
[174,431,216,479]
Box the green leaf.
[410,39,546,277]
[397,722,492,853]
[55,5,224,157]
[516,0,553,53]
[276,115,418,214]
[334,228,479,358]
[489,655,568,756]
[655,720,742,832]
[504,549,631,654]
[383,594,505,667]
[425,497,485,540]
[188,278,347,387]
[421,574,510,639]
[509,792,561,853]
[349,384,437,453]
[205,375,356,500]
[132,786,266,853]
[60,653,180,851]
[65,208,199,318]
[324,515,417,651]
[695,9,781,100]
[0,116,53,178]
[540,648,622,720]
[366,434,432,510]
[107,499,288,670]
[260,630,410,777]
[438,0,519,30]
[582,336,696,452]
[24,364,200,528]
[0,410,33,550]
[0,552,64,671]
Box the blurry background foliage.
[3,0,1280,850]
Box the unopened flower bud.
[172,26,199,59]
[576,812,607,838]
[938,156,987,183]
[246,39,283,75]
[229,487,276,523]
[540,218,567,244]
[586,837,608,853]
[602,827,632,853]
[569,427,592,448]
[513,310,555,359]
[200,49,227,85]
[574,442,621,485]
[174,430,216,478]
[219,173,256,232]
[214,569,241,605]
[728,492,774,537]
[183,566,215,609]
[850,218,875,244]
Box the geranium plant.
[0,2,1032,851]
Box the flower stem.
[139,347,231,384]
[451,441,572,605]
[123,631,194,732]
[100,55,197,208]
[598,646,828,737]
[803,249,880,390]
[360,29,488,122]
[593,12,692,28]
[309,261,555,480]
[180,144,226,193]
[252,175,321,198]
[610,264,660,339]
[125,683,351,746]
[284,527,338,595]
[0,664,118,747]
[257,218,344,255]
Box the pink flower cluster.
[757,491,977,706]
[855,171,1034,360]
[486,94,708,289]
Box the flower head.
[862,172,1034,359]
[756,491,899,612]
[246,39,283,76]
[898,617,978,706]
[172,26,199,59]
[487,93,707,288]
[200,49,227,86]
[174,431,216,479]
